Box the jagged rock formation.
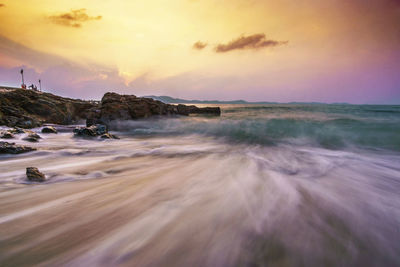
[0,89,221,129]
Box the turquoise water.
[114,104,400,151]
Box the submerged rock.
[0,141,36,154]
[0,131,14,139]
[74,124,108,137]
[74,126,96,137]
[74,124,119,139]
[26,167,46,182]
[23,132,42,142]
[41,126,58,134]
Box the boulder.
[23,132,42,142]
[0,131,14,139]
[26,167,46,182]
[41,126,57,134]
[0,141,36,154]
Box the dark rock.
[95,124,107,135]
[188,106,221,115]
[0,141,36,154]
[23,133,42,142]
[74,124,118,139]
[74,126,96,137]
[0,89,220,129]
[97,92,221,125]
[86,118,96,127]
[0,131,14,139]
[0,88,97,128]
[26,167,46,182]
[74,124,107,137]
[176,104,221,115]
[41,126,57,134]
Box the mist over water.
[1,104,400,266]
[112,104,400,150]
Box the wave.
[110,115,400,151]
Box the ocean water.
[0,104,400,266]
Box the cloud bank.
[215,34,288,53]
[48,8,102,28]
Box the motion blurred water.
[0,104,399,266]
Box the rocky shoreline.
[0,89,221,129]
[0,89,221,181]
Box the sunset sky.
[0,0,399,103]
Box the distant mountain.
[143,95,277,104]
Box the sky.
[0,0,399,104]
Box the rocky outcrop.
[97,92,177,123]
[0,89,220,129]
[176,104,221,116]
[26,167,46,182]
[92,92,221,125]
[0,88,97,128]
[0,141,36,154]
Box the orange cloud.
[215,34,288,53]
[0,3,5,8]
[48,8,102,28]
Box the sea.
[0,103,399,266]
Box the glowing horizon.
[0,0,399,104]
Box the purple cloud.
[215,33,288,53]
